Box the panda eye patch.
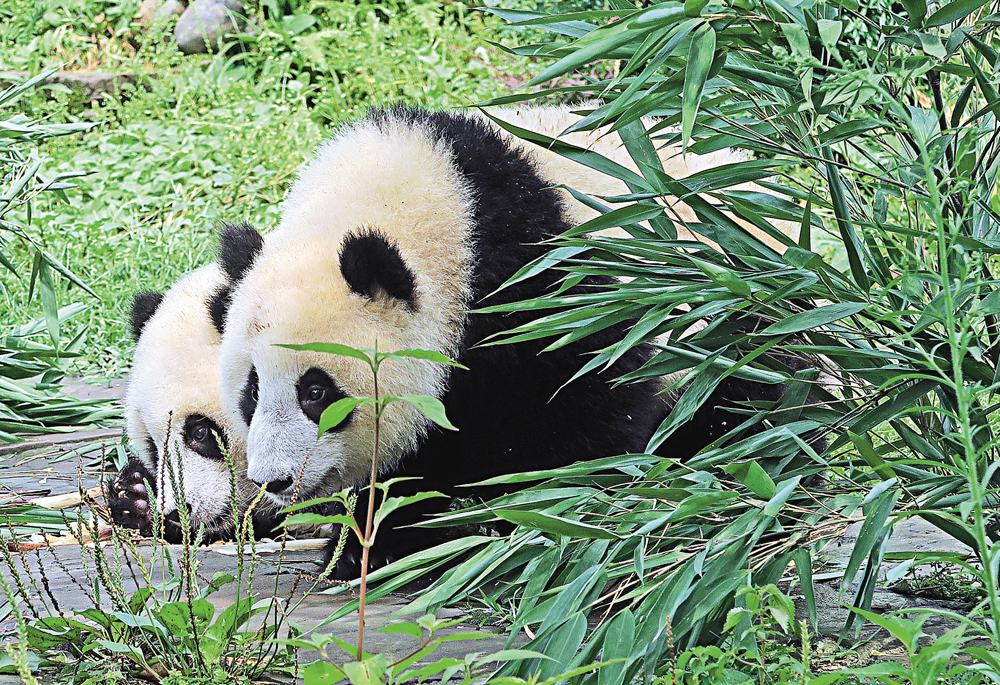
[297,367,352,431]
[240,366,259,426]
[182,414,228,461]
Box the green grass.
[0,0,536,378]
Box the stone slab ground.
[1,538,508,677]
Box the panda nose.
[254,477,293,494]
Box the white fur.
[125,265,256,533]
[220,118,475,504]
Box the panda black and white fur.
[215,106,667,577]
[111,106,790,552]
[108,263,276,543]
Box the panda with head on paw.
[212,105,667,578]
[114,105,804,560]
[108,259,279,543]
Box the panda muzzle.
[252,476,293,495]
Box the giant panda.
[110,106,785,550]
[212,105,809,579]
[107,262,278,543]
[214,105,667,578]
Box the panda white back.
[483,105,798,251]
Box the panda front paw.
[322,534,395,581]
[105,459,157,536]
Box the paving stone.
[59,376,127,403]
[816,517,972,573]
[0,429,118,498]
[1,540,512,674]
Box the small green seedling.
[277,341,465,659]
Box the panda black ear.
[217,221,264,283]
[339,228,417,308]
[207,285,232,336]
[130,291,164,340]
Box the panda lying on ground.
[106,105,687,540]
[107,263,278,542]
[109,106,802,561]
[211,105,807,579]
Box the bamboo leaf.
[681,23,716,148]
[389,349,467,369]
[760,302,867,336]
[926,0,991,26]
[400,394,458,431]
[279,342,373,364]
[494,509,619,539]
[317,397,373,436]
[36,257,59,352]
[722,461,776,499]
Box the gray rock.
[135,0,186,28]
[174,0,251,55]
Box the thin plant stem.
[357,348,381,660]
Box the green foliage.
[813,610,992,685]
[353,0,1000,678]
[0,70,119,437]
[242,0,529,120]
[889,563,986,608]
[3,434,306,683]
[281,614,549,685]
[0,0,533,377]
[0,305,119,441]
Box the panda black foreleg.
[104,459,157,536]
[321,479,452,581]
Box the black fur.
[324,107,662,578]
[106,456,281,544]
[296,367,353,431]
[182,414,228,462]
[207,285,232,336]
[130,292,164,340]
[218,221,264,283]
[240,366,259,427]
[339,229,417,308]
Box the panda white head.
[218,112,476,506]
[125,262,261,539]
